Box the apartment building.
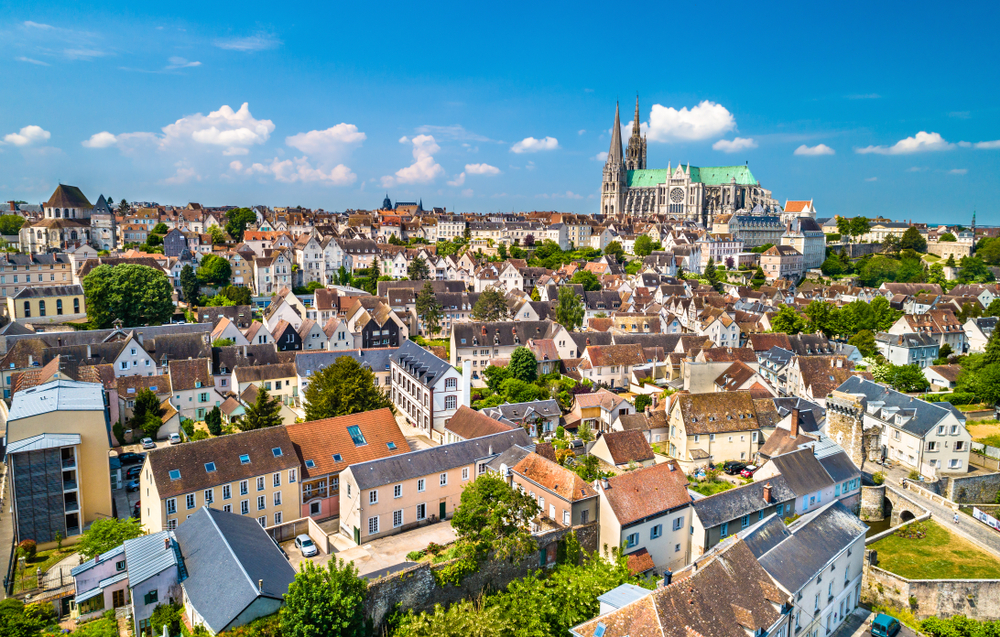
[450,320,575,385]
[690,477,796,557]
[7,285,86,324]
[666,391,763,464]
[0,253,74,299]
[390,339,465,438]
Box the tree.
[848,330,879,358]
[771,305,806,334]
[882,234,901,257]
[407,256,430,280]
[151,222,169,234]
[208,225,228,245]
[180,264,199,305]
[555,286,585,331]
[858,255,901,288]
[633,235,654,257]
[884,364,930,393]
[212,338,235,347]
[388,234,405,246]
[960,256,994,283]
[131,388,162,431]
[836,216,852,242]
[225,207,256,242]
[803,301,837,337]
[985,326,1000,366]
[725,256,735,270]
[945,254,958,268]
[896,257,926,283]
[939,232,957,242]
[0,215,24,235]
[570,270,601,292]
[969,363,1000,406]
[704,258,722,292]
[530,287,540,302]
[83,264,175,328]
[751,266,766,289]
[634,394,651,412]
[221,284,252,306]
[900,227,928,253]
[146,233,163,247]
[451,473,540,562]
[977,237,1000,265]
[78,517,144,560]
[849,216,871,241]
[820,256,844,276]
[497,242,508,259]
[117,198,131,215]
[148,604,182,637]
[498,378,547,403]
[471,287,511,322]
[508,347,538,383]
[604,241,625,262]
[303,356,393,421]
[205,406,223,436]
[240,387,284,430]
[415,282,443,336]
[280,558,367,637]
[196,254,232,287]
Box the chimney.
[164,537,170,551]
[663,568,673,586]
[481,326,487,336]
[27,355,32,367]
[87,344,92,359]
[836,358,843,368]
[652,395,658,408]
[461,360,472,409]
[258,579,263,594]
[790,409,799,437]
[763,482,773,504]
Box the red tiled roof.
[285,408,407,479]
[602,460,689,525]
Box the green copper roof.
[626,165,758,188]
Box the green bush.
[908,470,921,480]
[873,472,885,485]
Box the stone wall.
[827,242,883,258]
[827,391,881,472]
[927,241,973,260]
[940,472,1000,504]
[860,485,886,522]
[862,558,1000,620]
[364,522,599,630]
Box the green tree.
[938,232,957,242]
[884,364,930,393]
[148,604,182,637]
[848,330,879,358]
[820,257,844,276]
[530,287,540,301]
[450,473,540,561]
[196,254,232,287]
[771,305,806,334]
[704,258,723,292]
[555,286,585,331]
[960,256,994,283]
[205,406,223,436]
[836,216,852,242]
[180,264,199,305]
[151,222,169,234]
[415,282,443,335]
[471,287,511,322]
[303,356,393,421]
[407,256,430,280]
[634,394,651,412]
[0,215,25,235]
[83,264,175,328]
[280,559,367,637]
[118,198,131,215]
[858,255,901,287]
[145,233,163,247]
[497,242,508,259]
[225,207,257,242]
[804,301,838,337]
[208,225,228,244]
[986,299,1000,317]
[896,257,926,283]
[604,241,625,262]
[945,254,958,268]
[633,235,654,256]
[221,284,252,305]
[985,326,1000,366]
[570,270,601,292]
[498,378,547,403]
[849,216,871,241]
[387,234,405,246]
[77,517,144,560]
[131,388,162,433]
[751,266,766,289]
[508,347,538,383]
[970,363,1000,406]
[900,226,928,252]
[882,234,901,257]
[927,263,946,285]
[212,338,235,347]
[240,387,284,430]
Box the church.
[600,99,779,225]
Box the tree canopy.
[415,282,443,336]
[555,286,584,331]
[240,387,284,430]
[0,215,25,235]
[508,347,538,383]
[180,264,199,305]
[78,517,144,560]
[900,226,927,252]
[225,207,256,242]
[302,356,393,421]
[450,473,540,562]
[83,264,175,328]
[570,270,601,291]
[196,254,232,287]
[408,256,430,280]
[471,287,511,322]
[280,558,367,637]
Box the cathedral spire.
[632,95,641,137]
[607,102,624,165]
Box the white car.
[168,433,182,445]
[141,438,156,450]
[294,534,318,558]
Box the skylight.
[333,454,343,462]
[272,447,283,457]
[239,454,250,465]
[305,460,315,468]
[169,469,181,480]
[347,426,367,447]
[205,463,216,473]
[387,442,397,450]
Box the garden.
[869,520,1000,579]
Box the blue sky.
[1,1,998,223]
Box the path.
[898,483,1000,558]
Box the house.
[232,362,298,408]
[389,339,466,440]
[888,310,967,353]
[121,532,184,635]
[964,316,996,353]
[139,426,302,532]
[760,244,803,282]
[690,477,796,557]
[594,460,692,574]
[924,364,962,391]
[339,429,531,543]
[6,284,86,323]
[168,358,223,422]
[666,391,764,465]
[270,320,303,351]
[285,408,408,521]
[481,399,561,437]
[590,430,656,469]
[5,380,112,547]
[875,332,939,368]
[443,405,514,443]
[211,316,249,346]
[502,451,599,528]
[578,344,646,389]
[752,448,860,516]
[450,320,575,385]
[567,388,635,434]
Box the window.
[462,467,470,481]
[240,454,251,465]
[416,503,426,520]
[56,299,63,315]
[205,462,216,473]
[675,543,681,553]
[418,478,426,492]
[368,516,379,535]
[445,378,457,390]
[166,519,177,530]
[240,480,248,495]
[776,503,784,516]
[393,510,403,528]
[370,490,378,504]
[650,524,662,539]
[289,468,297,483]
[274,512,283,525]
[274,492,282,506]
[673,517,684,531]
[258,516,267,527]
[204,489,214,504]
[625,533,639,548]
[116,559,126,572]
[720,522,729,537]
[166,498,176,514]
[257,495,266,510]
[272,447,283,457]
[950,459,963,469]
[256,477,265,491]
[563,510,571,525]
[169,469,181,480]
[445,395,457,410]
[347,425,367,446]
[144,590,158,605]
[742,515,750,529]
[186,494,196,510]
[333,454,343,462]
[440,473,448,486]
[223,485,231,500]
[273,472,281,487]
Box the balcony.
[62,458,76,469]
[63,480,77,492]
[65,501,79,513]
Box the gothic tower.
[624,96,647,171]
[601,102,627,217]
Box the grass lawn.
[922,253,941,263]
[688,479,734,496]
[869,520,1000,579]
[13,548,76,593]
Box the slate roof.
[11,284,84,299]
[602,460,690,526]
[600,430,655,465]
[692,476,795,528]
[213,344,284,375]
[349,428,531,490]
[295,348,398,378]
[834,375,960,436]
[486,444,534,473]
[569,331,614,352]
[747,333,792,352]
[445,405,514,440]
[174,507,296,634]
[285,408,407,479]
[392,339,453,386]
[767,449,835,496]
[453,321,559,348]
[819,451,860,483]
[122,531,179,588]
[482,399,561,424]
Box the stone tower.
[624,96,647,171]
[601,102,627,217]
[826,391,882,471]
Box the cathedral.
[600,98,779,226]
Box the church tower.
[601,102,627,217]
[624,96,647,171]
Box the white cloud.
[642,101,736,142]
[794,143,835,156]
[856,131,953,155]
[447,172,466,187]
[511,136,559,153]
[382,135,444,187]
[846,93,881,100]
[162,103,274,154]
[166,56,201,70]
[81,131,118,148]
[285,124,366,161]
[162,162,200,185]
[865,177,878,182]
[578,129,586,135]
[592,151,608,162]
[213,33,282,52]
[64,48,109,60]
[16,56,49,66]
[465,163,500,176]
[906,166,927,172]
[246,157,356,185]
[23,21,54,30]
[712,137,757,153]
[948,168,968,175]
[975,140,1000,149]
[3,125,51,146]
[229,160,244,171]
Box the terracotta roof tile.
[284,408,407,479]
[512,453,597,502]
[602,460,690,526]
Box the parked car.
[294,534,318,558]
[125,465,142,480]
[740,465,759,479]
[132,500,141,518]
[168,433,181,445]
[723,461,747,475]
[126,479,140,492]
[871,614,901,637]
[118,452,146,465]
[141,438,156,450]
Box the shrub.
[896,520,927,539]
[873,472,885,485]
[425,542,444,555]
[17,539,36,559]
[908,470,921,481]
[406,550,425,561]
